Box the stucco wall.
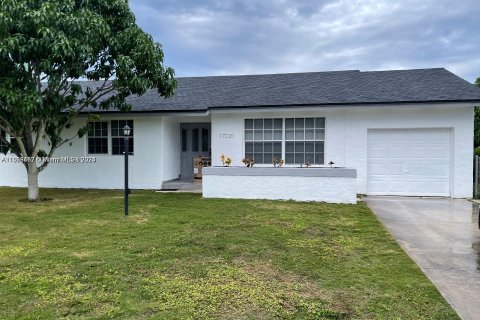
[159,117,181,182]
[203,175,357,203]
[0,104,473,197]
[210,104,473,198]
[0,115,167,189]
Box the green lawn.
[0,188,458,319]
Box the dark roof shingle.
[91,68,480,112]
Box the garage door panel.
[368,146,387,158]
[408,146,431,158]
[369,163,407,175]
[429,146,450,157]
[367,129,451,196]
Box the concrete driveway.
[366,196,480,320]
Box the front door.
[180,123,211,180]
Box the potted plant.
[242,157,255,167]
[221,154,232,167]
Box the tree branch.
[32,118,45,156]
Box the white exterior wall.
[0,104,473,198]
[203,175,357,204]
[159,117,181,182]
[0,115,178,189]
[211,104,474,198]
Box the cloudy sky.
[130,0,480,82]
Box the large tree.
[0,0,176,200]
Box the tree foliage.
[0,0,176,199]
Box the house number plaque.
[219,133,235,139]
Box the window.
[87,122,108,154]
[192,128,199,152]
[245,118,282,164]
[111,120,134,155]
[181,129,187,152]
[285,117,325,164]
[0,130,6,154]
[202,128,209,152]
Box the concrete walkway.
[366,196,480,320]
[157,179,202,193]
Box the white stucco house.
[1,68,480,199]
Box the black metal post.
[124,135,129,216]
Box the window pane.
[254,130,263,140]
[316,153,324,164]
[245,130,253,140]
[295,153,304,164]
[245,119,253,129]
[285,153,294,163]
[181,129,187,152]
[274,119,283,129]
[305,129,314,140]
[316,118,325,128]
[264,119,273,129]
[264,130,273,140]
[315,141,325,153]
[273,153,282,161]
[305,118,315,128]
[295,118,304,128]
[88,140,94,154]
[264,153,273,164]
[192,129,199,152]
[245,142,253,153]
[254,142,263,153]
[264,143,273,152]
[255,153,264,163]
[305,142,314,152]
[202,129,209,152]
[245,153,254,160]
[315,129,325,140]
[254,119,263,129]
[295,142,304,152]
[273,142,281,153]
[112,138,121,155]
[286,142,294,153]
[274,130,282,140]
[285,130,294,140]
[285,118,294,129]
[305,153,314,163]
[128,138,134,154]
[295,129,304,140]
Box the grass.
[0,187,458,319]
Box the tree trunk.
[27,163,39,201]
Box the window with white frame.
[285,118,325,165]
[111,120,134,155]
[87,122,108,154]
[244,118,282,164]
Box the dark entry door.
[180,123,211,180]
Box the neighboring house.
[1,68,480,198]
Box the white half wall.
[203,167,357,204]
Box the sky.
[130,0,480,82]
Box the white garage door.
[367,128,451,196]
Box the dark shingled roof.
[89,68,480,112]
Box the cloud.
[130,0,480,82]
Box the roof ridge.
[175,70,361,79]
